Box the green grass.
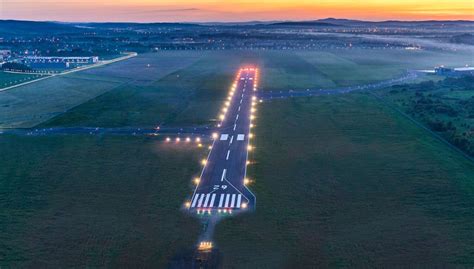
[0,52,204,128]
[262,49,474,91]
[0,135,206,268]
[0,71,43,88]
[2,49,474,268]
[376,76,474,157]
[40,52,245,128]
[3,49,472,129]
[215,93,474,268]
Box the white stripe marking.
[203,194,210,207]
[237,134,245,141]
[240,99,242,104]
[209,193,216,207]
[236,194,242,208]
[224,194,230,207]
[229,136,234,144]
[218,194,225,207]
[230,194,236,208]
[191,194,200,208]
[233,124,236,131]
[236,114,239,120]
[197,194,205,207]
[238,106,241,111]
[220,134,228,140]
[221,169,227,182]
[226,150,230,160]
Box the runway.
[188,68,257,214]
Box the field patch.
[0,71,44,89]
[215,93,474,268]
[72,52,205,86]
[0,135,204,268]
[0,52,206,128]
[41,52,245,128]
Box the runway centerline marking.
[236,114,239,121]
[221,169,227,182]
[238,106,241,111]
[229,135,234,145]
[226,150,231,160]
[233,124,237,131]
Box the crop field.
[215,93,474,268]
[0,71,44,89]
[0,135,206,268]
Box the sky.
[1,0,473,22]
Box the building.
[22,56,99,69]
[0,50,11,61]
[434,66,474,76]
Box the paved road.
[0,52,137,92]
[258,71,420,100]
[188,68,257,215]
[0,126,212,136]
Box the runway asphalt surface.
[188,68,257,215]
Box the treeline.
[388,76,474,157]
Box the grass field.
[0,71,44,88]
[215,93,474,268]
[17,49,472,130]
[260,49,474,91]
[0,135,206,268]
[0,52,204,128]
[40,52,245,128]
[1,48,474,268]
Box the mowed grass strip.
[215,93,474,268]
[0,135,205,268]
[41,52,244,128]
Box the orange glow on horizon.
[2,0,473,22]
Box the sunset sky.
[1,0,473,22]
